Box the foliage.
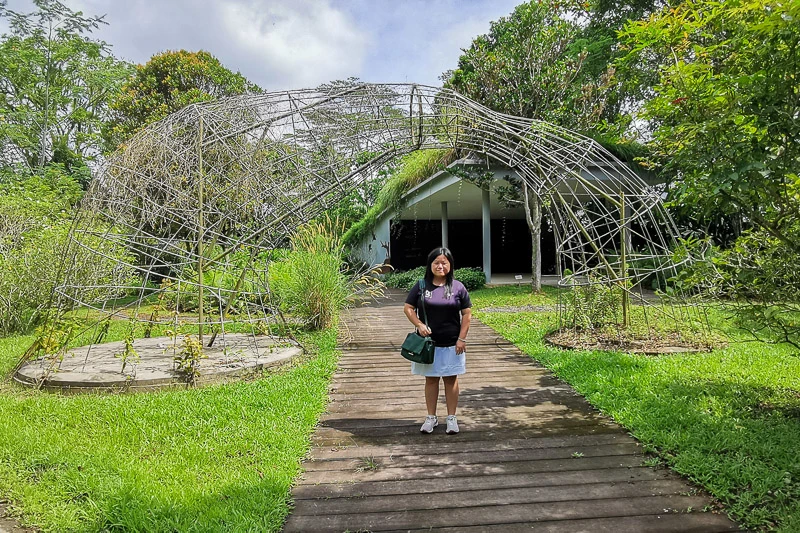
[0,166,136,334]
[445,0,616,133]
[271,218,383,330]
[173,334,206,384]
[0,0,132,173]
[383,267,426,290]
[620,0,800,350]
[0,328,339,532]
[384,266,485,292]
[342,148,456,247]
[106,49,260,149]
[619,0,800,247]
[114,322,138,374]
[674,227,800,350]
[454,268,486,291]
[269,251,348,330]
[560,269,623,329]
[473,286,800,531]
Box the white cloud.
[218,0,368,89]
[2,0,518,90]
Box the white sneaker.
[446,415,459,434]
[420,415,438,433]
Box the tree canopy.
[105,49,261,149]
[620,0,800,246]
[0,0,132,176]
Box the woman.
[403,247,472,434]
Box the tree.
[620,0,800,247]
[445,0,615,290]
[105,50,261,149]
[0,0,132,177]
[620,0,800,347]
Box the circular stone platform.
[14,333,302,392]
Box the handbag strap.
[418,279,429,326]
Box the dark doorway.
[390,217,556,274]
[490,218,556,274]
[389,219,442,271]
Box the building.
[352,156,657,283]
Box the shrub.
[384,266,486,291]
[560,269,622,329]
[383,267,426,290]
[0,223,138,334]
[268,250,349,330]
[454,267,486,291]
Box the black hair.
[424,246,454,298]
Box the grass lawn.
[0,327,338,532]
[471,285,800,532]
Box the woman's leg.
[425,376,440,415]
[443,375,459,416]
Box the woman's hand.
[404,303,431,336]
[456,339,466,355]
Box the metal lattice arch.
[52,82,694,352]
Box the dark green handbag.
[400,280,435,364]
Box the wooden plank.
[293,466,671,500]
[309,432,635,460]
[381,513,741,533]
[298,455,648,485]
[283,495,715,532]
[304,443,641,472]
[292,479,692,515]
[310,424,631,448]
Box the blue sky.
[2,0,522,90]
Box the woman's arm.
[456,308,471,355]
[404,303,432,336]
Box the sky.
[1,0,522,91]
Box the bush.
[454,267,486,291]
[560,269,622,330]
[383,267,426,290]
[384,266,486,291]
[0,223,138,334]
[0,166,137,334]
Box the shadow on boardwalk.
[284,291,741,532]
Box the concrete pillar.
[482,188,491,283]
[441,201,448,248]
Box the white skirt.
[411,345,466,377]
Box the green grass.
[0,327,339,532]
[471,286,800,532]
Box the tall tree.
[445,0,615,290]
[620,0,800,248]
[0,0,132,177]
[620,0,800,347]
[105,50,260,149]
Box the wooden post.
[620,191,629,328]
[197,115,205,345]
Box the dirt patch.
[0,501,37,532]
[544,329,721,355]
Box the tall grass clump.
[270,217,382,330]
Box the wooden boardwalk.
[284,292,741,532]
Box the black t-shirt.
[406,280,472,347]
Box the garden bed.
[544,328,718,354]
